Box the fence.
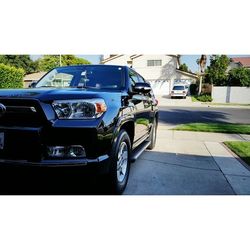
[212,86,250,104]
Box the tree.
[205,55,230,86]
[0,55,38,74]
[0,63,24,88]
[228,67,250,87]
[179,63,189,72]
[38,55,91,71]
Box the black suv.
[0,65,158,194]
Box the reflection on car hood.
[0,88,122,103]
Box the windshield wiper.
[37,86,55,88]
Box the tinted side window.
[137,74,145,83]
[129,70,139,87]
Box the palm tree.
[197,55,207,95]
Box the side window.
[137,74,145,83]
[129,70,139,87]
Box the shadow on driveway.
[125,150,237,195]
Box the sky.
[31,54,250,73]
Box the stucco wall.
[132,55,177,80]
[102,55,197,96]
[212,86,250,104]
[174,71,197,83]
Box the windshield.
[35,65,124,90]
[173,86,185,90]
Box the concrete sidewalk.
[125,129,250,195]
[157,128,250,142]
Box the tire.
[147,118,157,150]
[107,130,131,194]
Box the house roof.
[231,57,250,67]
[24,72,47,81]
[176,69,199,79]
[130,54,143,59]
[101,54,124,63]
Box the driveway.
[124,128,250,195]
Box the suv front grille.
[0,128,42,161]
[0,99,47,127]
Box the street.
[158,106,250,126]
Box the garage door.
[148,80,170,96]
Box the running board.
[130,141,150,163]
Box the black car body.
[0,65,158,193]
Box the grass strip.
[224,141,250,166]
[173,123,250,134]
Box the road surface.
[159,106,250,126]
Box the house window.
[147,60,162,67]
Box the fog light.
[47,145,86,158]
[68,145,86,158]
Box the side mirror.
[29,81,37,88]
[133,82,151,93]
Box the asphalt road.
[158,106,250,126]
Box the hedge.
[196,94,213,102]
[0,63,24,89]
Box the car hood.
[0,88,122,103]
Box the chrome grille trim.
[6,106,37,113]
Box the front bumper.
[0,123,112,167]
[171,93,186,97]
[0,154,110,174]
[0,154,109,167]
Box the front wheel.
[108,130,131,194]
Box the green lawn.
[224,141,250,166]
[202,103,250,106]
[173,123,250,134]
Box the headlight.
[52,99,107,119]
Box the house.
[23,71,47,88]
[102,54,198,96]
[228,57,250,71]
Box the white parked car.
[170,84,188,99]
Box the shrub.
[0,63,24,88]
[196,94,213,102]
[228,67,250,87]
